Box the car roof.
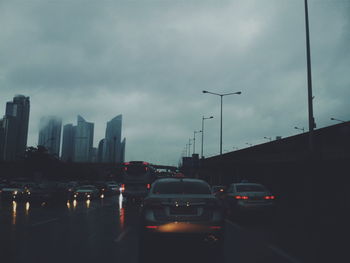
[231,183,264,187]
[153,178,207,184]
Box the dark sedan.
[139,178,225,261]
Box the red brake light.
[270,195,275,199]
[145,225,158,229]
[264,195,275,200]
[146,184,151,189]
[264,196,270,200]
[123,167,128,171]
[124,162,130,165]
[242,196,249,200]
[235,196,242,199]
[143,162,149,165]
[120,184,125,192]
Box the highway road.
[0,195,331,263]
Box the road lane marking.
[31,218,58,227]
[114,227,131,243]
[225,219,302,263]
[267,244,302,263]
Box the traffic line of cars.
[137,178,276,262]
[0,180,123,204]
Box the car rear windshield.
[153,181,211,194]
[126,165,148,175]
[236,184,266,192]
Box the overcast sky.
[1,0,349,165]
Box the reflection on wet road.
[0,194,300,263]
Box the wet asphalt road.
[0,195,305,263]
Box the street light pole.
[188,139,192,157]
[201,116,214,158]
[304,0,315,151]
[193,130,202,154]
[202,90,241,155]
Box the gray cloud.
[0,0,349,165]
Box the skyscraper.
[100,115,126,163]
[0,95,30,161]
[73,115,94,162]
[104,115,122,163]
[0,118,5,161]
[61,124,75,161]
[120,138,126,163]
[97,138,105,163]
[38,116,62,157]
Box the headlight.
[13,191,18,195]
[87,194,91,198]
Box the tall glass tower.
[1,95,30,161]
[38,116,62,157]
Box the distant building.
[0,118,5,161]
[91,147,97,163]
[61,124,75,161]
[100,115,126,163]
[0,95,30,161]
[73,115,94,162]
[38,116,62,157]
[120,138,126,163]
[97,139,105,163]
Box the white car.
[224,183,276,215]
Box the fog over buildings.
[38,116,62,157]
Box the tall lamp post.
[202,90,241,155]
[201,116,214,158]
[193,130,202,154]
[304,0,315,151]
[187,139,192,157]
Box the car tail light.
[235,195,248,200]
[123,167,128,171]
[120,184,125,193]
[146,184,151,189]
[145,225,158,229]
[264,195,275,200]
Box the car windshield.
[236,184,266,192]
[153,181,211,194]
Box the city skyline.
[1,0,349,165]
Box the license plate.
[170,206,196,215]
